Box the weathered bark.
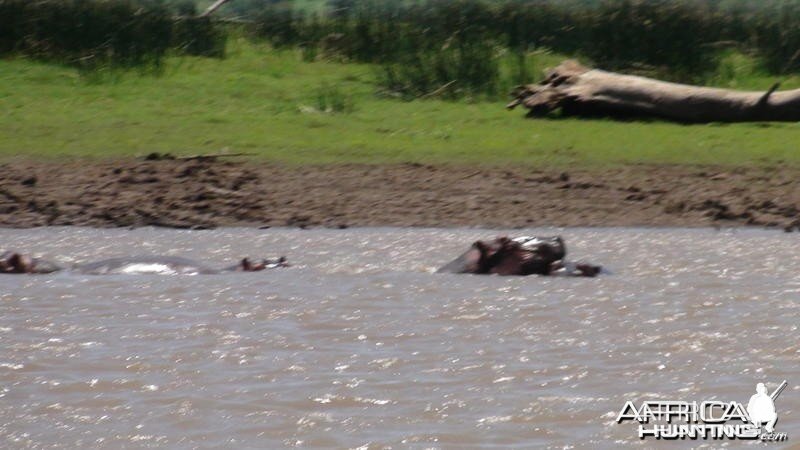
[507,60,800,122]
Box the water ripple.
[0,227,796,448]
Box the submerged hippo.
[0,251,62,274]
[0,251,288,275]
[437,236,601,277]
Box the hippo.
[437,236,601,277]
[0,251,62,274]
[0,251,288,275]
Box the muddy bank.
[0,157,798,230]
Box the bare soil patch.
[1,158,798,230]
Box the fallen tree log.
[507,60,800,122]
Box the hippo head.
[238,256,289,272]
[0,251,30,273]
[438,236,566,276]
[0,251,61,274]
[548,260,603,277]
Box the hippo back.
[31,258,64,274]
[511,236,566,261]
[74,256,217,275]
[437,244,486,273]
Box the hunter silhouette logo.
[616,380,789,441]
[747,381,784,433]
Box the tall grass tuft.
[0,0,226,72]
[245,0,800,99]
[173,16,227,58]
[5,0,800,95]
[313,82,355,113]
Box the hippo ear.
[496,236,511,244]
[548,236,566,260]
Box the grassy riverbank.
[2,39,800,167]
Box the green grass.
[1,39,800,167]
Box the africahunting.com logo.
[616,380,788,441]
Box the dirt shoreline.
[1,157,798,230]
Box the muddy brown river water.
[0,227,797,448]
